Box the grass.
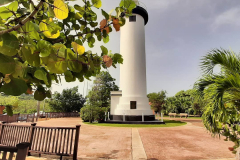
[84,119,187,128]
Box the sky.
[52,0,240,97]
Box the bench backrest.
[180,113,188,115]
[0,123,80,159]
[0,124,31,147]
[30,125,80,159]
[169,113,176,115]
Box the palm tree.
[195,48,240,152]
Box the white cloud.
[211,7,240,31]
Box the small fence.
[0,112,80,123]
[0,114,19,123]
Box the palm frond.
[201,48,240,75]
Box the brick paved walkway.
[19,118,235,160]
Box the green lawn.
[84,119,187,128]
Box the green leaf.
[88,37,95,48]
[91,0,102,8]
[38,40,52,57]
[48,61,68,74]
[113,53,123,64]
[52,43,66,58]
[90,22,98,27]
[0,33,19,56]
[80,25,85,31]
[34,68,49,85]
[72,24,80,30]
[103,34,109,43]
[22,21,40,40]
[6,106,13,116]
[0,78,28,96]
[67,50,83,72]
[120,0,136,12]
[66,48,76,60]
[0,0,15,6]
[21,44,40,67]
[95,28,101,36]
[30,3,34,12]
[48,5,55,17]
[12,61,26,78]
[97,35,102,41]
[46,90,52,98]
[89,59,95,71]
[119,17,126,26]
[74,5,85,12]
[101,9,109,20]
[64,70,75,82]
[100,45,108,55]
[75,39,83,46]
[75,12,83,19]
[0,53,16,74]
[0,1,18,19]
[34,90,46,101]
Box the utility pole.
[43,99,45,112]
[36,101,40,122]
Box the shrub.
[80,105,109,123]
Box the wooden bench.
[169,113,177,118]
[0,142,30,160]
[179,113,188,118]
[0,123,81,160]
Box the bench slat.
[2,151,7,160]
[9,152,14,160]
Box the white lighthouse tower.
[110,1,154,121]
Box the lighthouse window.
[130,101,137,109]
[129,15,136,22]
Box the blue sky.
[52,0,240,97]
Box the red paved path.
[15,118,235,160]
[139,121,234,160]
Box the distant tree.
[163,89,203,115]
[175,90,193,113]
[89,71,119,108]
[49,86,86,112]
[147,91,167,113]
[81,71,119,123]
[164,96,179,114]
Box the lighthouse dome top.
[132,1,148,25]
